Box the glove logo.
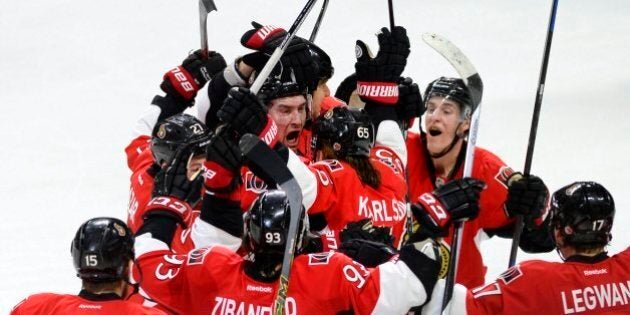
[419,193,448,220]
[355,44,363,59]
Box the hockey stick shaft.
[388,0,395,30]
[238,134,303,315]
[250,0,319,94]
[309,0,329,42]
[508,0,559,268]
[198,0,217,59]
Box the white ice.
[1,0,629,312]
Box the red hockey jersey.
[406,132,516,288]
[463,248,630,314]
[11,292,165,315]
[307,146,408,248]
[134,236,427,314]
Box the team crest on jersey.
[187,247,211,265]
[498,265,523,284]
[244,171,268,193]
[308,252,334,265]
[494,166,515,188]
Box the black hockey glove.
[340,239,397,268]
[339,219,394,245]
[240,22,319,92]
[399,238,441,303]
[161,50,227,102]
[410,178,486,241]
[355,26,410,105]
[149,144,203,228]
[397,77,424,129]
[218,87,279,147]
[505,173,549,229]
[338,220,396,267]
[203,126,243,194]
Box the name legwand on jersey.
[356,82,399,104]
[561,280,630,314]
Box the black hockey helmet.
[550,181,615,249]
[312,106,374,158]
[424,77,473,119]
[244,190,308,257]
[151,113,210,166]
[71,217,134,282]
[308,42,334,81]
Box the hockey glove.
[411,178,486,238]
[355,26,410,105]
[203,127,243,196]
[340,219,394,246]
[399,238,441,304]
[397,77,424,129]
[149,145,203,228]
[340,239,397,268]
[240,22,319,92]
[505,173,549,229]
[218,87,279,147]
[161,50,227,102]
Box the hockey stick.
[250,0,319,94]
[508,0,560,268]
[198,0,217,59]
[388,0,395,30]
[421,33,483,313]
[309,0,329,42]
[238,134,303,315]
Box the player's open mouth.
[285,130,300,146]
[428,128,442,137]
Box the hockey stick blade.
[238,134,303,315]
[421,33,483,107]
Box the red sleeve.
[306,160,341,214]
[473,148,514,229]
[125,135,152,170]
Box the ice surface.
[2,0,629,312]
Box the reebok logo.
[246,284,272,293]
[583,268,607,276]
[78,304,102,309]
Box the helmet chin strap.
[429,121,466,159]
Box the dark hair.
[321,145,380,189]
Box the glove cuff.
[163,66,200,101]
[357,81,399,105]
[145,196,193,229]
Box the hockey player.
[132,136,446,314]
[406,76,554,288]
[126,50,225,233]
[11,218,165,315]
[422,181,630,315]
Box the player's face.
[268,95,307,150]
[424,96,469,155]
[187,154,205,180]
[311,80,330,119]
